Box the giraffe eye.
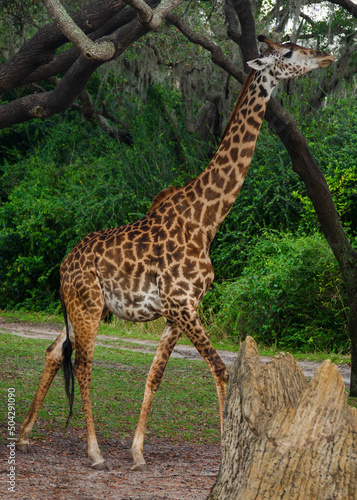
[283,50,293,58]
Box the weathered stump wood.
[208,336,357,500]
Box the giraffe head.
[247,35,334,80]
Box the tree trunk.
[265,101,357,395]
[208,337,357,500]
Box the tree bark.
[208,336,357,500]
[0,20,150,129]
[42,0,115,60]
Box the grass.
[1,311,356,447]
[0,309,351,364]
[0,331,220,444]
[0,309,63,326]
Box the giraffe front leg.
[131,321,181,471]
[16,328,67,451]
[174,313,229,434]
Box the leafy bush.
[204,232,349,353]
[210,120,305,279]
[0,83,206,311]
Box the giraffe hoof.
[92,461,108,471]
[16,443,30,453]
[132,464,149,472]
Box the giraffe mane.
[148,71,257,215]
[220,69,256,141]
[147,185,179,214]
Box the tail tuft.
[60,291,75,426]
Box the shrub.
[0,83,206,311]
[204,232,349,353]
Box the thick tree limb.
[0,20,149,129]
[123,0,159,27]
[124,0,162,28]
[0,0,128,94]
[123,0,185,28]
[154,0,186,19]
[42,0,115,60]
[225,0,258,71]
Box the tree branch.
[328,0,357,18]
[166,13,246,84]
[224,0,241,46]
[155,0,186,19]
[42,0,115,60]
[225,0,259,70]
[123,0,162,28]
[0,19,149,129]
[123,0,185,28]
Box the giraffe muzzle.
[318,54,335,68]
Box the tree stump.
[208,336,357,500]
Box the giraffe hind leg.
[66,299,108,470]
[72,338,107,470]
[16,327,68,451]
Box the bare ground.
[0,319,351,499]
[0,428,220,499]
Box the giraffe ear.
[247,55,274,70]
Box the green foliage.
[292,93,357,244]
[211,87,357,280]
[210,120,305,279]
[204,232,349,353]
[0,82,206,311]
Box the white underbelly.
[103,283,162,322]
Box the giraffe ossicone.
[16,36,334,471]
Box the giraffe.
[16,36,334,471]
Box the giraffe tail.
[60,290,75,426]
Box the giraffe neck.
[189,69,277,242]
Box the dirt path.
[0,429,220,500]
[0,319,351,385]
